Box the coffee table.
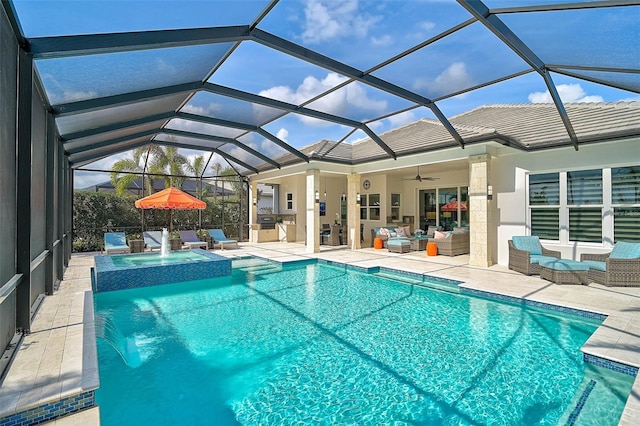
[410,237,428,251]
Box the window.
[286,193,293,210]
[368,194,380,221]
[529,173,559,240]
[390,193,400,221]
[359,194,380,220]
[612,166,640,242]
[528,166,639,244]
[567,169,602,242]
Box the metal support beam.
[251,28,466,148]
[60,112,173,141]
[51,81,200,116]
[64,129,158,154]
[255,128,309,162]
[45,112,56,295]
[16,47,32,332]
[457,0,578,148]
[162,128,281,168]
[359,125,397,159]
[29,26,252,58]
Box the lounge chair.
[207,229,238,250]
[508,236,561,275]
[580,241,640,286]
[104,232,130,254]
[143,231,162,251]
[178,230,208,250]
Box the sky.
[10,0,640,188]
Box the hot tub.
[93,249,231,293]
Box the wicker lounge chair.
[178,230,208,250]
[143,231,162,251]
[508,237,561,275]
[580,242,640,286]
[104,232,130,254]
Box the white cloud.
[418,21,436,32]
[371,34,392,46]
[387,110,416,127]
[528,84,604,103]
[276,128,289,142]
[301,0,382,44]
[414,62,475,97]
[259,72,388,126]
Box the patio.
[1,243,640,425]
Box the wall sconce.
[252,197,257,206]
[315,190,320,204]
[341,192,346,202]
[356,193,361,204]
[487,185,493,201]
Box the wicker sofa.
[428,232,470,256]
[580,242,640,286]
[508,237,561,275]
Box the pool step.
[374,271,460,294]
[234,262,281,274]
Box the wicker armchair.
[580,252,640,287]
[429,233,470,256]
[508,240,561,275]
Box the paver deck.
[1,242,638,425]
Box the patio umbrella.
[440,200,467,211]
[135,187,206,231]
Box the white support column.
[469,154,492,267]
[249,180,258,243]
[347,173,361,250]
[306,169,320,253]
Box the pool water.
[110,250,208,267]
[94,258,634,425]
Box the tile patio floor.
[1,242,639,425]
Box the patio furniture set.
[509,236,640,286]
[372,225,470,256]
[103,229,238,254]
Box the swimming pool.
[94,258,634,425]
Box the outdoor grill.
[257,216,276,230]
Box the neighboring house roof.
[80,178,234,196]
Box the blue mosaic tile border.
[379,267,424,282]
[583,353,639,377]
[567,379,596,425]
[94,249,231,292]
[461,288,607,322]
[0,390,94,426]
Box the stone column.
[347,173,361,250]
[468,154,492,267]
[306,170,320,253]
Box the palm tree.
[110,145,189,195]
[210,161,224,199]
[184,155,207,199]
[110,146,154,195]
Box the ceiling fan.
[403,166,438,182]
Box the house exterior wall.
[493,137,640,266]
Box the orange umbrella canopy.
[135,187,206,210]
[440,200,467,211]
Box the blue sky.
[11,0,639,188]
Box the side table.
[128,239,144,253]
[410,237,428,252]
[169,238,182,251]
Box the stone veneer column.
[468,154,492,267]
[249,180,258,242]
[306,169,320,253]
[347,173,361,249]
